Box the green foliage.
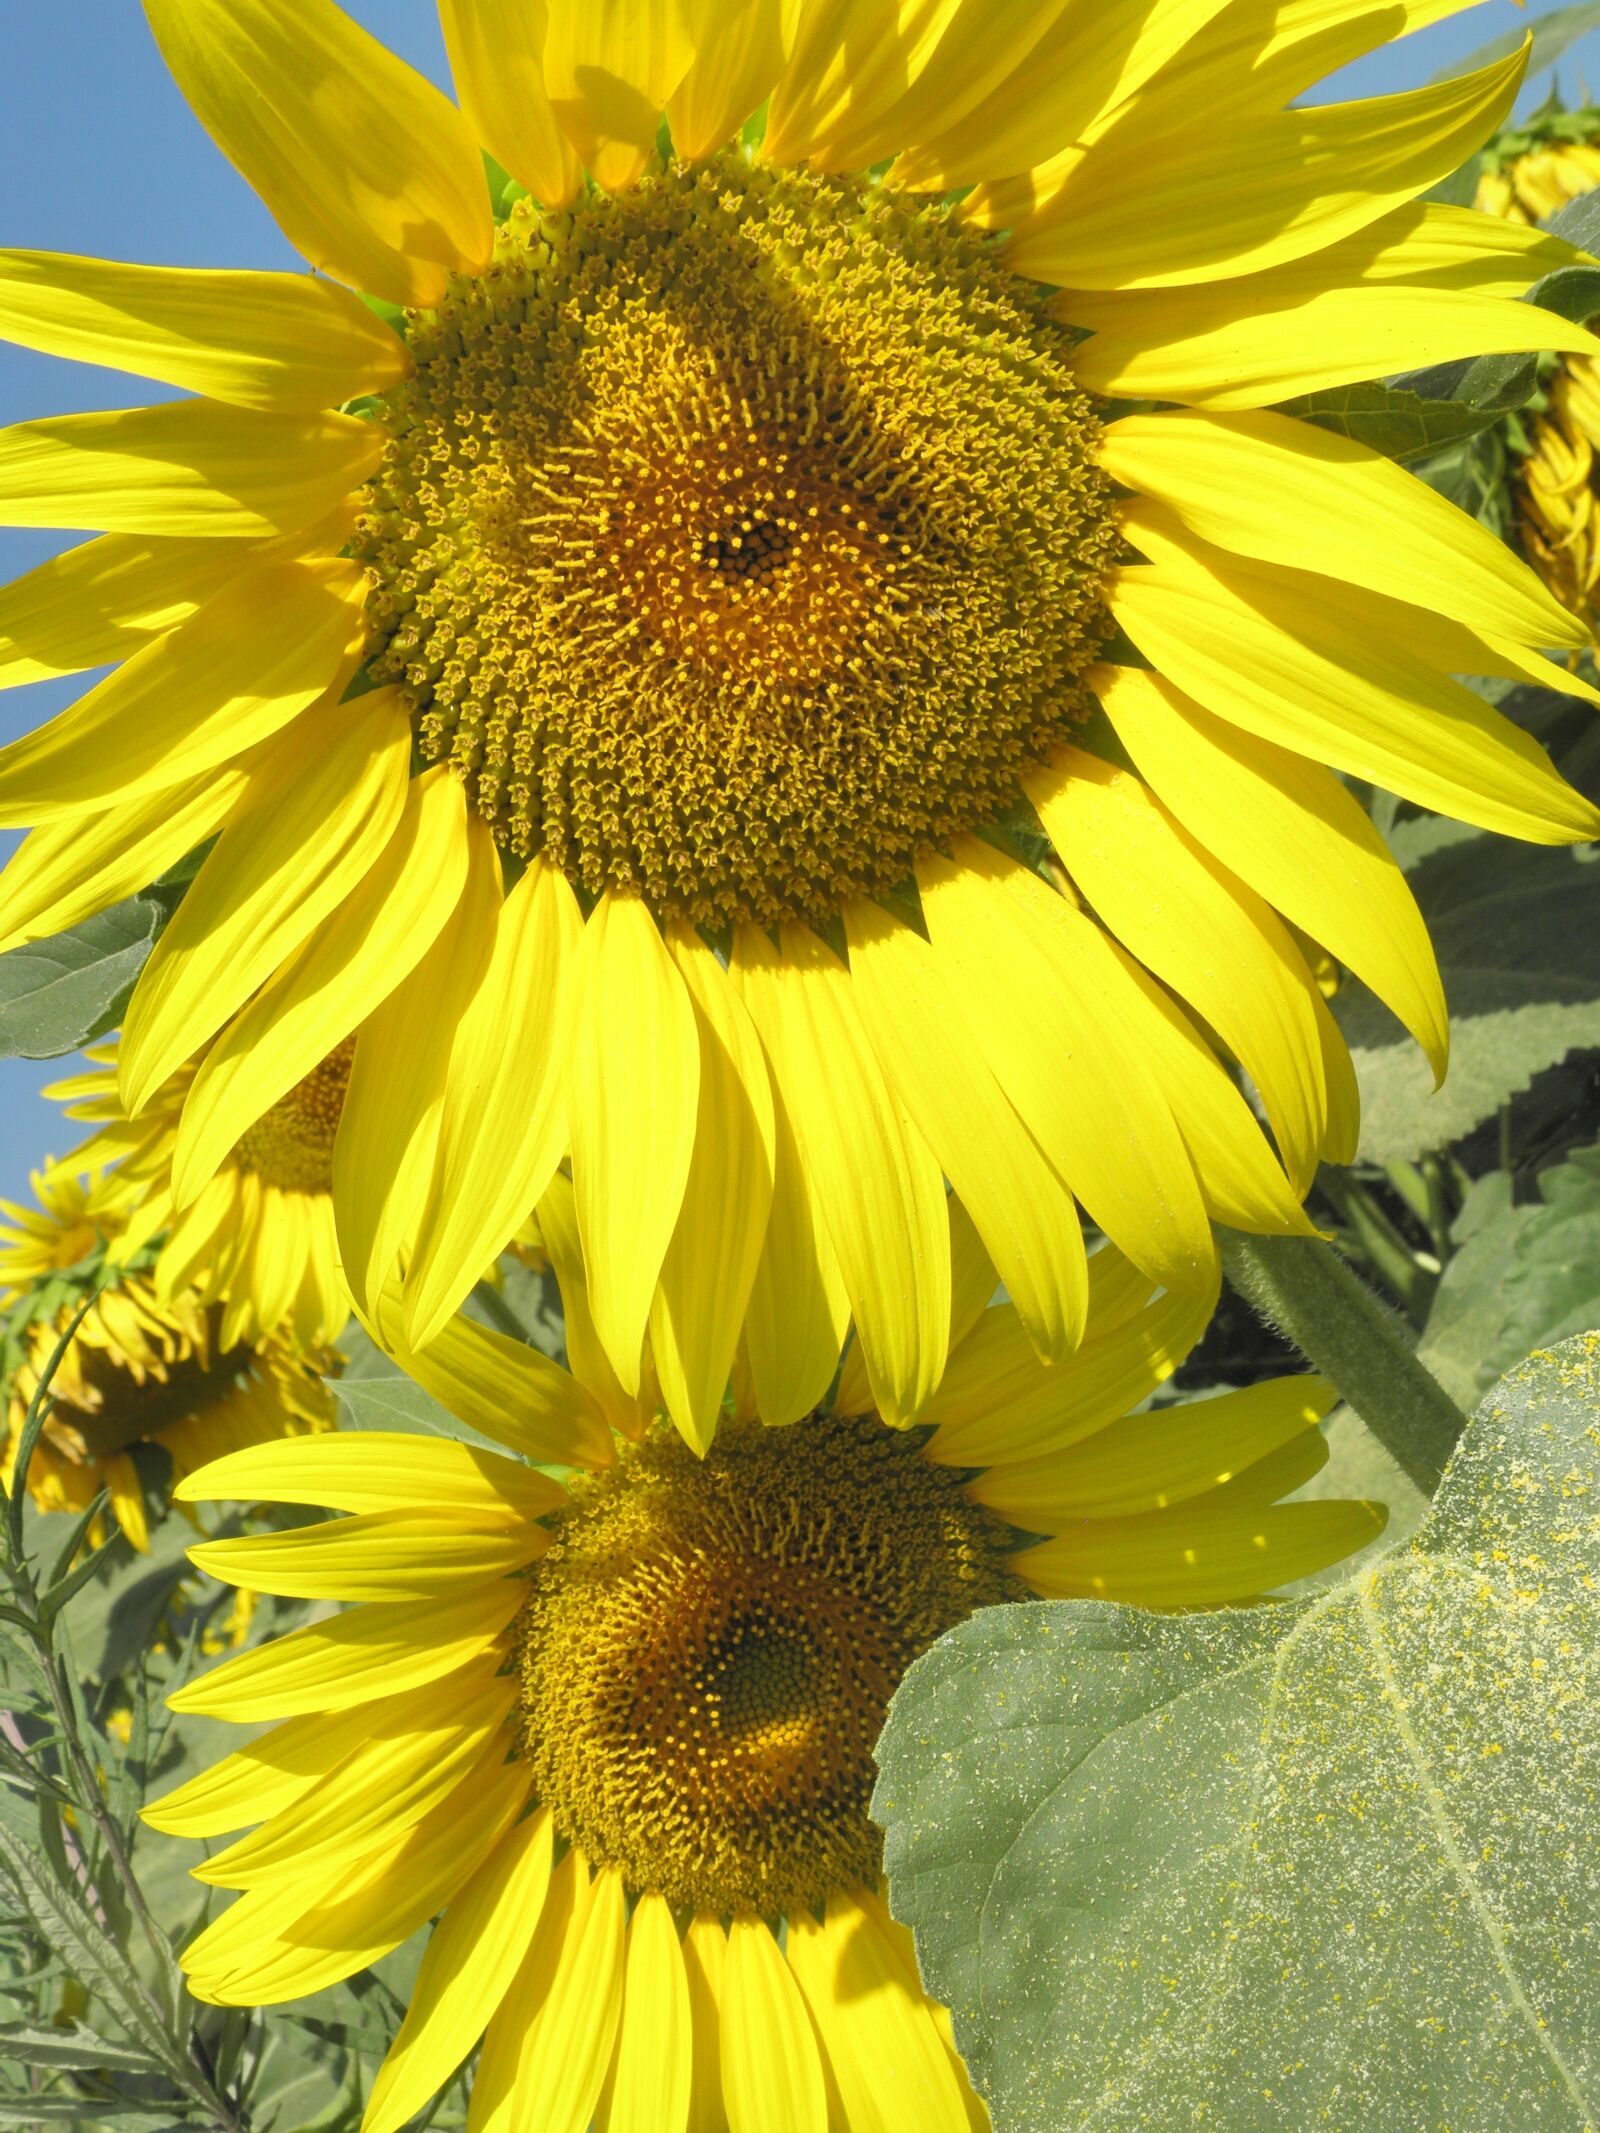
[1420,1145,1600,1406]
[1332,811,1600,1162]
[0,896,166,1062]
[876,1335,1600,2132]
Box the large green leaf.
[0,896,163,1061]
[1420,1145,1600,1406]
[1332,817,1600,1161]
[876,1335,1600,2131]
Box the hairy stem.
[1218,1228,1468,1498]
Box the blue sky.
[0,0,1595,1200]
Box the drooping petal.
[0,248,411,410]
[403,858,582,1352]
[173,1429,560,1521]
[466,1853,584,2133]
[504,1861,626,2133]
[143,0,493,307]
[787,1889,970,2132]
[684,1917,728,2133]
[1015,1498,1387,1605]
[721,1915,827,2133]
[740,1072,851,1428]
[439,0,580,207]
[186,1509,544,1603]
[172,767,468,1204]
[1097,662,1447,1078]
[1029,746,1328,1196]
[537,1169,651,1440]
[543,1,698,192]
[333,814,499,1311]
[1111,509,1600,847]
[917,839,1215,1297]
[651,929,776,1455]
[118,689,412,1111]
[364,1812,554,2133]
[844,897,1087,1365]
[0,398,382,537]
[733,921,950,1429]
[568,894,701,1395]
[1101,408,1584,651]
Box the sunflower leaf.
[0,895,164,1061]
[875,1334,1600,2132]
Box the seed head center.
[510,1414,1025,1917]
[358,151,1118,930]
[231,1038,355,1196]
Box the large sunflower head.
[150,1225,1382,2132]
[1,0,1598,1450]
[0,1164,335,1552]
[43,1036,354,1350]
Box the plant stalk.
[1218,1228,1468,1497]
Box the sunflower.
[1477,104,1600,629]
[146,1216,1382,2133]
[0,1165,334,1551]
[0,1,1596,1450]
[43,1036,354,1350]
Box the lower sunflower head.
[156,1245,1381,2132]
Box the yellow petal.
[0,398,381,537]
[1113,507,1600,847]
[721,1915,827,2133]
[733,922,950,1429]
[1015,1498,1387,1605]
[0,556,365,829]
[684,1916,728,2133]
[119,688,410,1113]
[507,1862,627,2133]
[467,1853,584,2133]
[372,1293,613,1471]
[924,1281,1216,1469]
[768,0,1064,174]
[844,897,1087,1365]
[787,1889,971,2133]
[970,1375,1337,1524]
[892,0,1219,190]
[333,813,499,1311]
[172,767,468,1205]
[439,0,580,207]
[669,0,802,161]
[186,1756,528,2008]
[166,1583,524,1722]
[404,858,581,1352]
[143,0,492,308]
[187,1509,544,1602]
[364,1812,553,2133]
[175,1429,560,1521]
[1010,39,1527,288]
[543,0,697,192]
[1101,408,1584,652]
[1097,663,1447,1079]
[740,1069,851,1427]
[599,1892,693,2133]
[651,929,776,1454]
[537,1168,650,1439]
[143,1689,417,1836]
[0,763,248,956]
[0,531,265,691]
[1029,747,1328,1196]
[196,1672,515,1889]
[0,248,411,410]
[568,894,700,1395]
[917,839,1215,1297]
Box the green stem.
[1218,1228,1467,1498]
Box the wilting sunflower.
[1477,104,1600,629]
[0,1165,334,1551]
[0,0,1597,1445]
[146,1217,1381,2133]
[43,1036,354,1350]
